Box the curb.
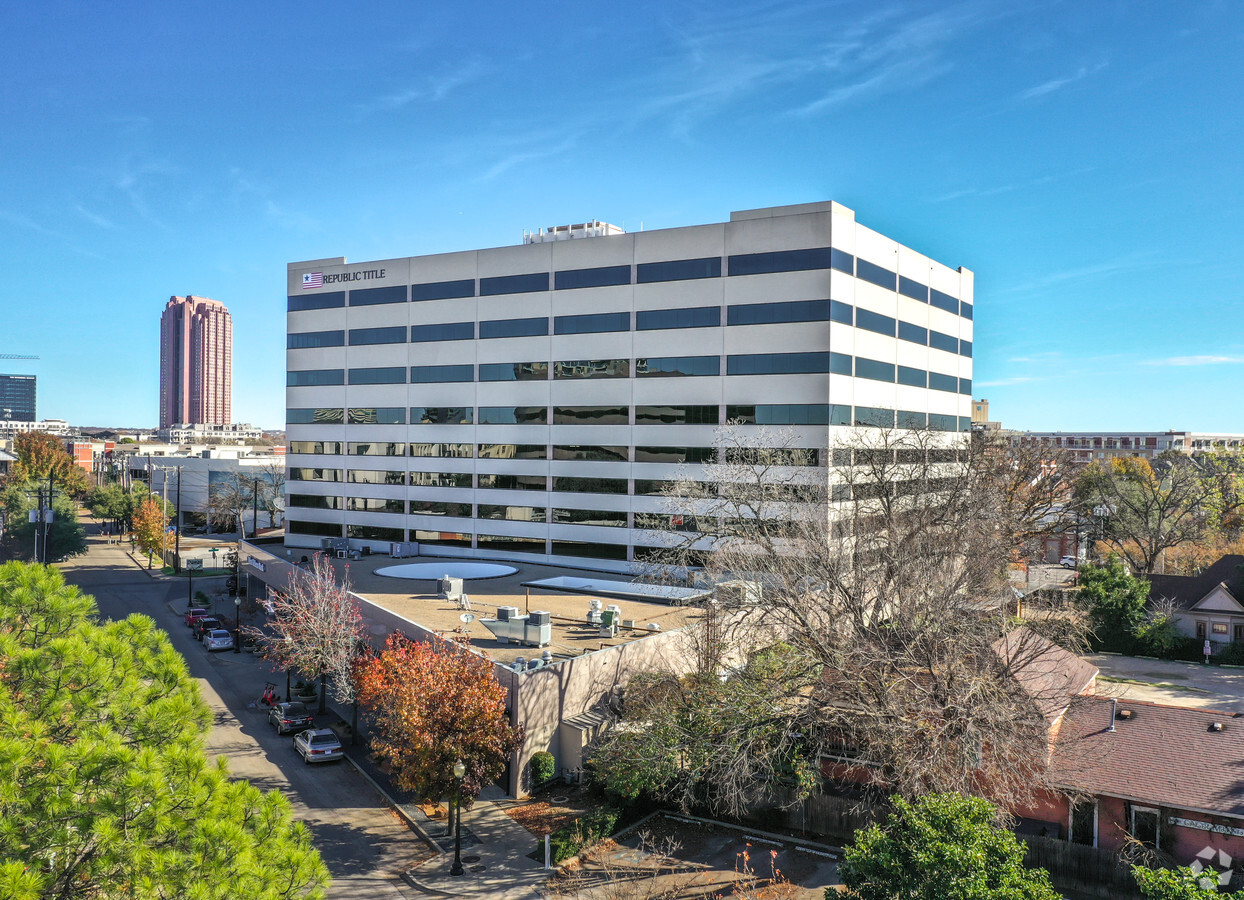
[342,752,440,851]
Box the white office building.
[284,201,974,571]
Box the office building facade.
[285,201,974,571]
[0,374,36,422]
[159,295,232,429]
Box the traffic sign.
[186,559,203,571]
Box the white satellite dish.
[460,613,475,623]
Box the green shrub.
[547,805,621,864]
[530,751,555,786]
[194,590,211,604]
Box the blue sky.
[1,0,1241,432]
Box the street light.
[1092,504,1111,561]
[450,760,466,877]
[233,595,242,653]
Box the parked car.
[294,728,344,764]
[185,607,211,628]
[203,629,235,652]
[194,617,223,641]
[268,701,314,735]
[1060,556,1080,568]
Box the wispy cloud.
[0,209,104,259]
[74,204,116,230]
[1019,62,1107,100]
[475,136,579,183]
[994,254,1158,296]
[1144,355,1244,367]
[359,59,489,115]
[928,166,1097,204]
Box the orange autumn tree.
[355,634,523,803]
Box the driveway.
[1089,653,1244,712]
[59,519,432,899]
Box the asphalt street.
[58,524,432,899]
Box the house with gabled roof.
[1149,554,1244,647]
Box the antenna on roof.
[1108,698,1117,733]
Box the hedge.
[547,806,621,864]
[530,751,555,787]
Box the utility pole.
[175,466,182,570]
[43,471,53,564]
[252,477,260,539]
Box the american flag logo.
[302,272,323,289]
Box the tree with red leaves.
[355,633,523,803]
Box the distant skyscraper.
[159,295,232,429]
[0,374,36,421]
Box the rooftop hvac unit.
[438,576,464,600]
[496,606,520,621]
[587,599,603,625]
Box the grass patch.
[1098,675,1210,694]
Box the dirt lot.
[544,812,840,899]
[499,780,599,837]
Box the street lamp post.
[450,760,466,877]
[1092,504,1111,561]
[233,595,242,653]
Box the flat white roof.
[522,575,709,605]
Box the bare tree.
[253,553,364,715]
[206,473,253,535]
[1073,454,1213,574]
[596,425,1088,817]
[254,460,287,528]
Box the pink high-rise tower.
[159,295,232,429]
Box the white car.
[294,728,344,764]
[1060,556,1080,569]
[203,629,235,651]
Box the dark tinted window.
[897,365,927,387]
[959,377,972,395]
[411,279,474,302]
[477,443,547,459]
[830,300,853,324]
[476,504,545,521]
[855,308,896,337]
[349,285,407,306]
[348,525,405,541]
[553,406,628,424]
[409,471,473,488]
[288,291,344,311]
[637,257,721,283]
[929,372,958,393]
[346,497,405,514]
[411,321,474,342]
[929,330,958,354]
[831,248,854,274]
[477,534,547,552]
[477,473,548,491]
[897,410,928,429]
[856,259,897,291]
[727,299,831,326]
[855,406,895,428]
[479,317,548,339]
[930,289,958,314]
[288,520,344,537]
[288,441,343,454]
[410,364,473,383]
[410,501,473,517]
[554,265,630,290]
[854,358,896,382]
[725,404,833,425]
[635,356,719,377]
[288,494,344,510]
[479,362,548,381]
[349,326,406,345]
[288,408,344,424]
[480,272,549,296]
[550,540,628,560]
[349,367,406,384]
[552,508,628,527]
[479,406,548,424]
[636,306,721,330]
[727,352,830,375]
[554,359,629,379]
[729,247,832,276]
[899,321,928,345]
[411,407,473,424]
[899,276,928,302]
[412,530,472,546]
[553,445,628,462]
[288,330,344,349]
[409,442,474,458]
[552,476,628,494]
[635,446,715,463]
[347,470,405,485]
[830,353,853,375]
[633,479,682,496]
[635,405,718,425]
[959,340,972,357]
[348,407,405,424]
[288,369,344,387]
[960,301,973,320]
[929,413,958,431]
[553,311,630,334]
[288,468,342,482]
[347,441,405,456]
